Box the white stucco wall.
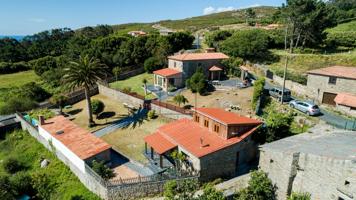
[38,126,86,172]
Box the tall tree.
[173,94,189,107]
[63,55,107,127]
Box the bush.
[91,100,105,117]
[29,108,55,120]
[252,78,266,110]
[221,57,243,77]
[288,192,311,200]
[10,172,35,196]
[186,68,207,95]
[144,57,164,73]
[16,82,51,102]
[325,31,356,48]
[0,96,36,115]
[0,175,15,199]
[0,61,30,74]
[29,56,57,76]
[91,160,114,180]
[147,110,157,119]
[3,157,25,174]
[122,86,131,93]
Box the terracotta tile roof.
[195,108,262,125]
[334,93,356,108]
[153,68,182,77]
[209,66,223,71]
[146,118,259,158]
[307,66,356,80]
[168,52,229,61]
[40,116,111,160]
[144,132,177,154]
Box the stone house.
[307,66,356,105]
[259,130,356,200]
[153,52,229,91]
[334,93,356,116]
[144,108,262,181]
[38,115,111,172]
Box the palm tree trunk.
[85,87,94,127]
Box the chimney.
[39,115,45,126]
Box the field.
[112,23,157,35]
[269,49,356,75]
[0,70,39,89]
[110,73,156,99]
[165,86,255,117]
[326,20,356,33]
[63,94,129,132]
[101,116,173,163]
[0,130,99,199]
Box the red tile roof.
[168,52,229,61]
[145,118,260,158]
[195,108,262,125]
[144,132,177,154]
[153,68,182,77]
[334,93,356,108]
[307,66,356,80]
[209,66,223,71]
[40,116,111,160]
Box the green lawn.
[326,20,356,33]
[110,73,156,99]
[0,70,39,89]
[269,49,356,75]
[0,130,100,199]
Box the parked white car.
[289,100,321,116]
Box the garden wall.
[272,75,314,98]
[98,83,192,120]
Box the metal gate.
[322,92,337,105]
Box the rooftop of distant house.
[261,130,356,160]
[153,68,182,77]
[144,109,261,158]
[335,93,356,108]
[307,66,356,80]
[40,115,111,160]
[168,52,229,61]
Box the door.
[235,152,240,173]
[322,92,337,105]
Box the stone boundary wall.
[272,75,313,98]
[98,83,192,120]
[15,113,109,200]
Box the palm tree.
[49,94,68,114]
[142,78,148,96]
[63,55,107,127]
[173,94,189,107]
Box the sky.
[0,0,284,35]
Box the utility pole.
[281,20,294,104]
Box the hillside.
[326,20,356,33]
[112,6,278,33]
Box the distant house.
[159,28,175,36]
[334,93,356,116]
[144,108,262,181]
[128,31,147,37]
[153,52,229,91]
[259,130,356,200]
[307,66,356,105]
[38,115,111,172]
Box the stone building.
[144,108,262,181]
[259,130,356,200]
[307,66,356,105]
[153,52,229,91]
[334,93,356,116]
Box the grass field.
[101,116,173,163]
[269,49,356,75]
[110,73,156,99]
[0,130,99,199]
[112,23,157,35]
[0,70,39,89]
[326,20,356,33]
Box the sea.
[0,35,26,41]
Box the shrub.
[0,175,15,200]
[10,171,35,196]
[221,57,243,77]
[0,96,36,115]
[274,69,307,85]
[252,78,265,110]
[3,157,25,174]
[91,160,114,180]
[29,56,57,76]
[29,108,55,120]
[186,68,207,95]
[325,31,356,48]
[0,61,30,74]
[199,183,225,200]
[31,170,55,200]
[122,86,131,93]
[147,110,157,119]
[288,192,311,200]
[16,82,51,102]
[91,100,105,118]
[144,57,164,73]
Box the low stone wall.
[98,83,192,120]
[336,104,356,118]
[272,75,314,98]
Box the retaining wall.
[272,75,314,98]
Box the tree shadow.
[66,108,83,115]
[97,112,116,120]
[117,108,148,130]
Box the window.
[174,62,176,68]
[195,115,200,122]
[204,120,209,128]
[329,76,337,84]
[214,125,219,133]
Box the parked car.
[269,87,292,102]
[289,100,321,116]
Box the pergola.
[209,65,223,80]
